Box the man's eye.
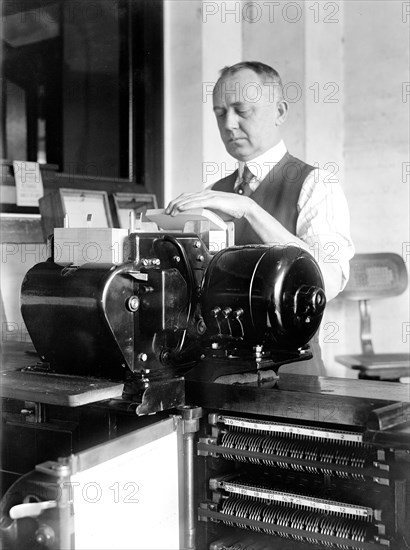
[237,109,250,116]
[215,111,225,118]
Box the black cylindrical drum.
[201,245,326,349]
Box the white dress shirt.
[234,141,355,291]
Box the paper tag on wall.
[13,161,44,207]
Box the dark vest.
[212,152,314,243]
[212,152,325,375]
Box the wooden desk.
[0,342,123,406]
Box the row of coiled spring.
[221,496,374,549]
[224,423,366,442]
[221,431,371,480]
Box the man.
[166,61,354,374]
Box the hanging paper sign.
[13,160,44,207]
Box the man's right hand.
[165,190,252,220]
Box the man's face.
[212,68,287,162]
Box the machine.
[18,216,326,413]
[0,214,409,550]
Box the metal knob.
[126,295,140,312]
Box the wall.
[1,243,47,343]
[164,1,203,204]
[342,0,410,370]
[164,0,410,376]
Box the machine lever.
[9,501,57,520]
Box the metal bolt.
[126,295,140,312]
[137,353,148,362]
[196,255,205,262]
[35,525,55,546]
[140,285,154,294]
[36,533,46,545]
[141,258,148,266]
[173,255,181,263]
[196,318,207,335]
[194,241,201,248]
[222,307,232,318]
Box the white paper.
[13,160,44,207]
[145,208,227,231]
[71,431,180,550]
[63,193,110,227]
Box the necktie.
[236,164,254,196]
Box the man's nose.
[224,109,239,130]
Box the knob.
[211,307,221,317]
[35,524,55,547]
[293,285,326,316]
[222,307,232,318]
[126,295,140,312]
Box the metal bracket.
[359,299,375,354]
[197,437,218,457]
[178,405,203,434]
[176,406,203,550]
[20,401,46,423]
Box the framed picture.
[39,188,113,238]
[112,193,158,229]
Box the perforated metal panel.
[341,253,408,300]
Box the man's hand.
[165,188,344,301]
[165,190,252,220]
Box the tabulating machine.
[18,214,326,412]
[0,213,409,550]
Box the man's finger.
[165,193,188,213]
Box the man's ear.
[275,100,289,125]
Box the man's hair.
[216,61,284,101]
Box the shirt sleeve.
[296,168,355,293]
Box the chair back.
[341,253,408,301]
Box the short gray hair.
[216,61,284,101]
